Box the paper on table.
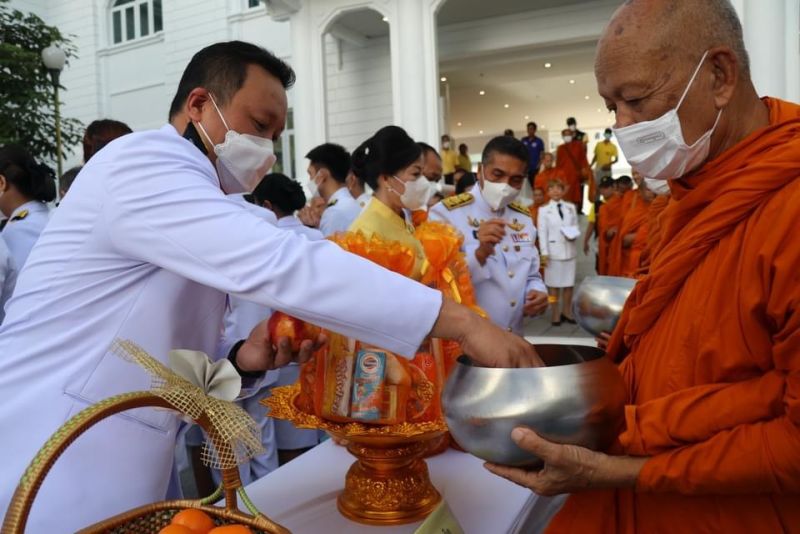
[560,225,580,241]
[414,500,464,534]
[168,349,241,402]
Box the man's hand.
[540,254,549,268]
[235,316,327,372]
[297,206,321,228]
[622,233,636,248]
[485,427,647,496]
[583,240,590,255]
[596,331,611,351]
[430,298,544,368]
[523,290,549,316]
[605,228,618,241]
[475,219,506,266]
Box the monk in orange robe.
[636,192,670,276]
[484,2,800,532]
[617,186,654,277]
[534,152,560,202]
[595,185,623,275]
[583,177,617,275]
[555,131,590,210]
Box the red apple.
[267,312,322,352]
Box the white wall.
[323,33,393,151]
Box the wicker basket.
[2,391,290,534]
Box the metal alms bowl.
[442,345,626,467]
[572,276,637,337]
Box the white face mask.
[481,176,519,211]
[442,141,451,150]
[569,124,577,132]
[307,170,321,198]
[603,133,612,141]
[644,177,671,195]
[563,135,573,144]
[613,51,723,181]
[392,175,431,211]
[196,94,277,193]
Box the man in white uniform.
[0,42,538,532]
[306,143,360,236]
[430,136,549,334]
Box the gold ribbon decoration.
[111,339,264,470]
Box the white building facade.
[9,0,800,179]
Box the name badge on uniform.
[510,233,530,243]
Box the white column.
[742,1,788,99]
[289,5,327,185]
[389,0,440,144]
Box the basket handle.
[2,391,258,533]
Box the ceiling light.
[479,90,485,96]
[524,115,530,120]
[597,108,602,112]
[479,130,484,134]
[382,16,388,22]
[504,104,510,109]
[440,76,447,82]
[457,122,462,126]
[569,79,575,84]
[544,62,552,68]
[584,95,590,100]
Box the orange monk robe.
[546,97,800,534]
[636,194,670,277]
[595,194,623,275]
[605,189,639,275]
[614,194,650,278]
[555,141,590,207]
[619,188,637,216]
[534,167,562,202]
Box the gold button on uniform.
[502,245,509,252]
[510,300,517,307]
[508,271,514,278]
[507,327,513,332]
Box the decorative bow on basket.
[2,340,289,534]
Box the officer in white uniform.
[306,143,361,236]
[430,136,549,335]
[0,145,56,281]
[0,43,539,532]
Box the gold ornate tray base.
[264,384,447,526]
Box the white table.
[240,440,544,534]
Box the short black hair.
[305,143,351,183]
[604,128,613,135]
[455,172,477,195]
[617,175,633,186]
[351,126,421,190]
[458,143,468,151]
[599,176,615,189]
[481,136,529,171]
[60,165,83,194]
[168,41,295,120]
[417,142,440,160]
[566,117,577,126]
[252,173,306,216]
[0,144,56,203]
[526,121,537,129]
[503,129,515,136]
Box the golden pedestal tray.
[264,383,448,526]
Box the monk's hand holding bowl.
[485,427,648,496]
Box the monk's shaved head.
[603,0,748,77]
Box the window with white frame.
[246,0,261,9]
[272,109,295,177]
[110,0,163,45]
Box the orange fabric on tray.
[636,194,670,277]
[555,142,590,206]
[595,194,623,275]
[546,97,800,533]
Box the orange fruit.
[170,509,216,533]
[208,526,253,534]
[159,525,195,534]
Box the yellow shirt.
[587,202,597,224]
[348,198,426,280]
[593,141,618,168]
[457,154,472,172]
[441,149,459,175]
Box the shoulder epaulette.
[442,193,474,211]
[10,210,29,222]
[507,202,530,216]
[327,199,338,208]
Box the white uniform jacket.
[319,187,360,237]
[429,185,546,334]
[0,124,442,532]
[537,200,578,261]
